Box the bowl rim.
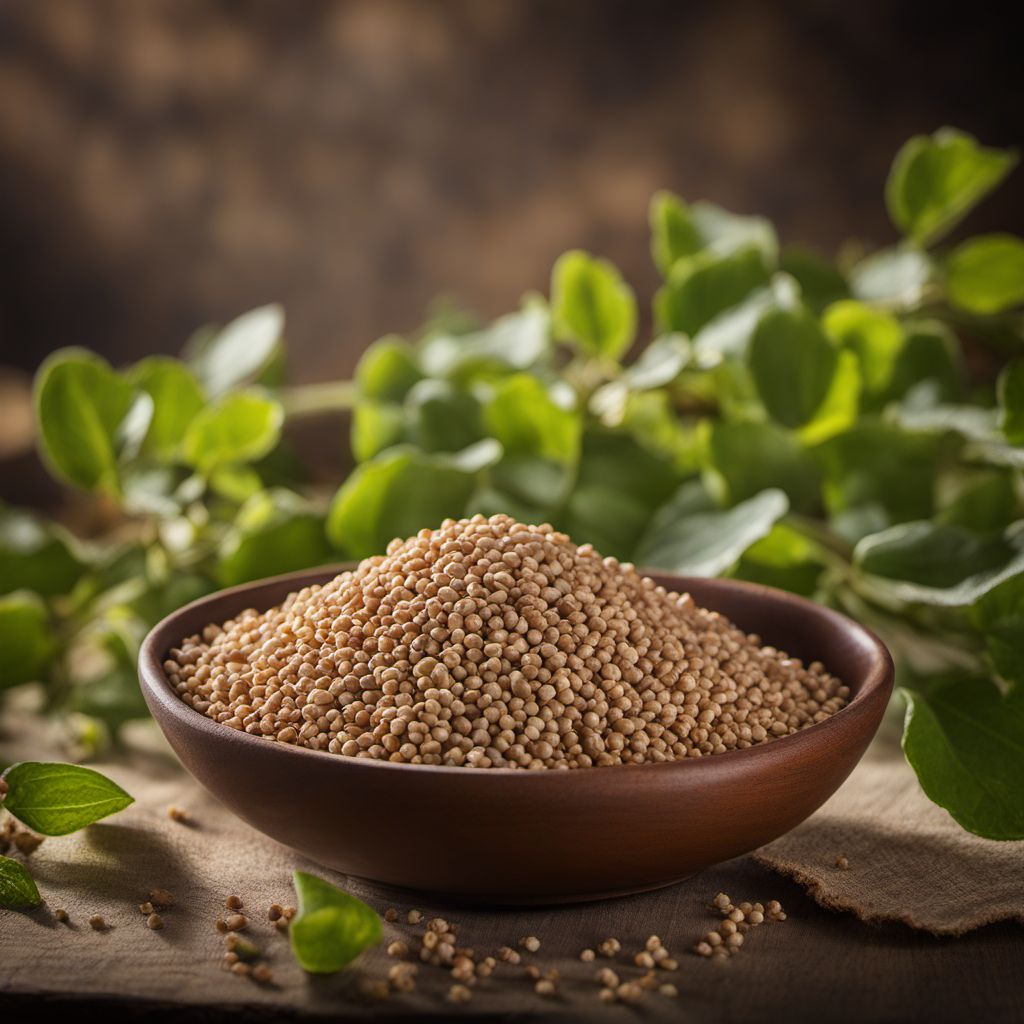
[139,565,894,780]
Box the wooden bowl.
[139,567,893,905]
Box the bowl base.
[339,871,697,908]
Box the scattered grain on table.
[447,983,472,1003]
[13,831,43,855]
[694,891,787,957]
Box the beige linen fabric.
[753,741,1024,936]
[1,712,1021,1021]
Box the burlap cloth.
[2,710,1022,1022]
[754,736,1024,936]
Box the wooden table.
[2,715,1022,1023]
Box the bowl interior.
[141,565,891,748]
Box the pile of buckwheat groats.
[166,514,848,767]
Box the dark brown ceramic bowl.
[139,567,893,905]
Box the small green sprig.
[2,127,1023,840]
[0,856,41,908]
[0,762,134,907]
[289,871,382,973]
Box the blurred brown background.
[0,0,1021,500]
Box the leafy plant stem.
[279,380,357,418]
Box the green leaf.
[405,380,484,453]
[129,357,206,462]
[816,423,944,526]
[946,234,1024,314]
[120,466,185,516]
[649,191,703,274]
[972,573,1024,687]
[824,301,904,399]
[483,375,581,462]
[890,396,996,443]
[984,626,1024,689]
[748,305,839,429]
[938,469,1018,532]
[779,246,848,312]
[132,574,213,628]
[636,485,788,577]
[0,856,41,908]
[855,520,1024,607]
[701,420,821,515]
[117,391,156,462]
[849,247,932,309]
[0,504,86,598]
[964,439,1024,471]
[0,592,54,691]
[187,304,285,397]
[798,349,861,445]
[326,442,500,558]
[888,321,962,405]
[420,302,550,380]
[289,871,382,974]
[209,465,263,504]
[218,489,332,586]
[828,305,962,414]
[182,390,283,474]
[649,193,777,275]
[1,762,133,835]
[354,335,422,401]
[34,349,139,495]
[71,664,150,728]
[688,202,778,262]
[655,248,771,337]
[886,128,1017,246]
[351,401,406,462]
[902,677,1024,839]
[619,391,702,472]
[624,334,690,390]
[997,360,1024,444]
[690,275,800,368]
[65,609,151,730]
[974,567,1024,628]
[561,430,681,560]
[470,456,571,524]
[734,522,826,597]
[551,250,636,360]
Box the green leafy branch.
[3,128,1024,839]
